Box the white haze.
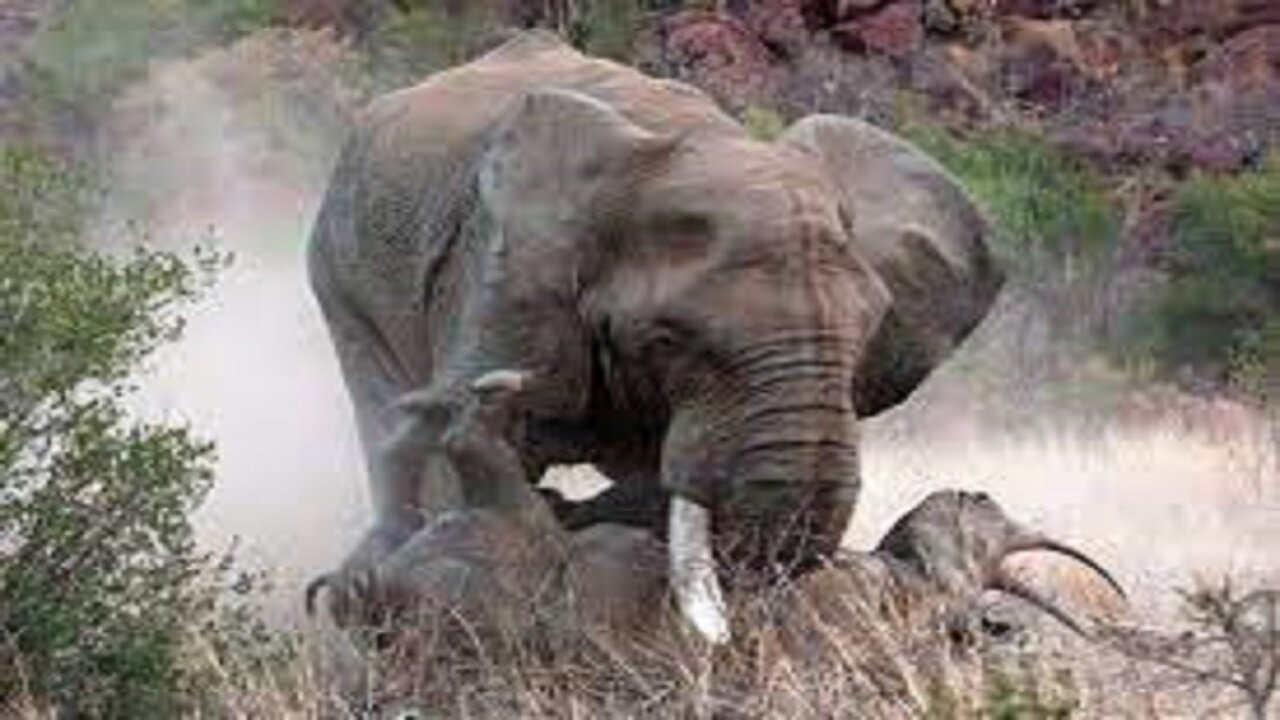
[102,40,370,611]
[105,31,1280,624]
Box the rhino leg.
[307,275,429,626]
[439,370,562,534]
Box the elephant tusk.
[1006,531,1127,602]
[304,574,330,617]
[470,369,531,394]
[669,496,731,645]
[990,570,1091,638]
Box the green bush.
[1121,158,1280,392]
[574,0,644,61]
[903,124,1120,281]
[365,4,503,89]
[742,104,787,141]
[0,146,229,716]
[983,656,1079,720]
[900,125,1280,404]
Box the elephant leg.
[307,308,431,626]
[439,371,562,535]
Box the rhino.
[305,30,1002,642]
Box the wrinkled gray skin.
[307,31,1002,629]
[353,489,1124,648]
[355,512,671,646]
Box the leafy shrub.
[0,146,229,716]
[1120,158,1280,394]
[365,4,504,90]
[904,124,1120,284]
[982,653,1079,720]
[742,104,787,141]
[901,126,1280,409]
[574,0,644,61]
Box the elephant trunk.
[719,367,860,573]
[665,362,861,644]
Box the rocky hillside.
[648,1,1277,171]
[6,0,1279,403]
[267,0,1280,173]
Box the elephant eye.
[646,325,679,351]
[643,318,690,354]
[648,211,714,254]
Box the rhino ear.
[480,89,676,242]
[781,116,1004,416]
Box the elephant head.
[468,90,1002,642]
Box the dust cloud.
[858,414,1280,618]
[138,235,369,597]
[101,33,370,609]
[105,30,1279,623]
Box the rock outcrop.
[639,0,1277,173]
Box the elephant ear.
[466,90,676,416]
[480,88,676,248]
[781,116,1004,416]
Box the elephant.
[305,29,1003,643]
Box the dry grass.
[180,581,998,718]
[66,394,1268,718]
